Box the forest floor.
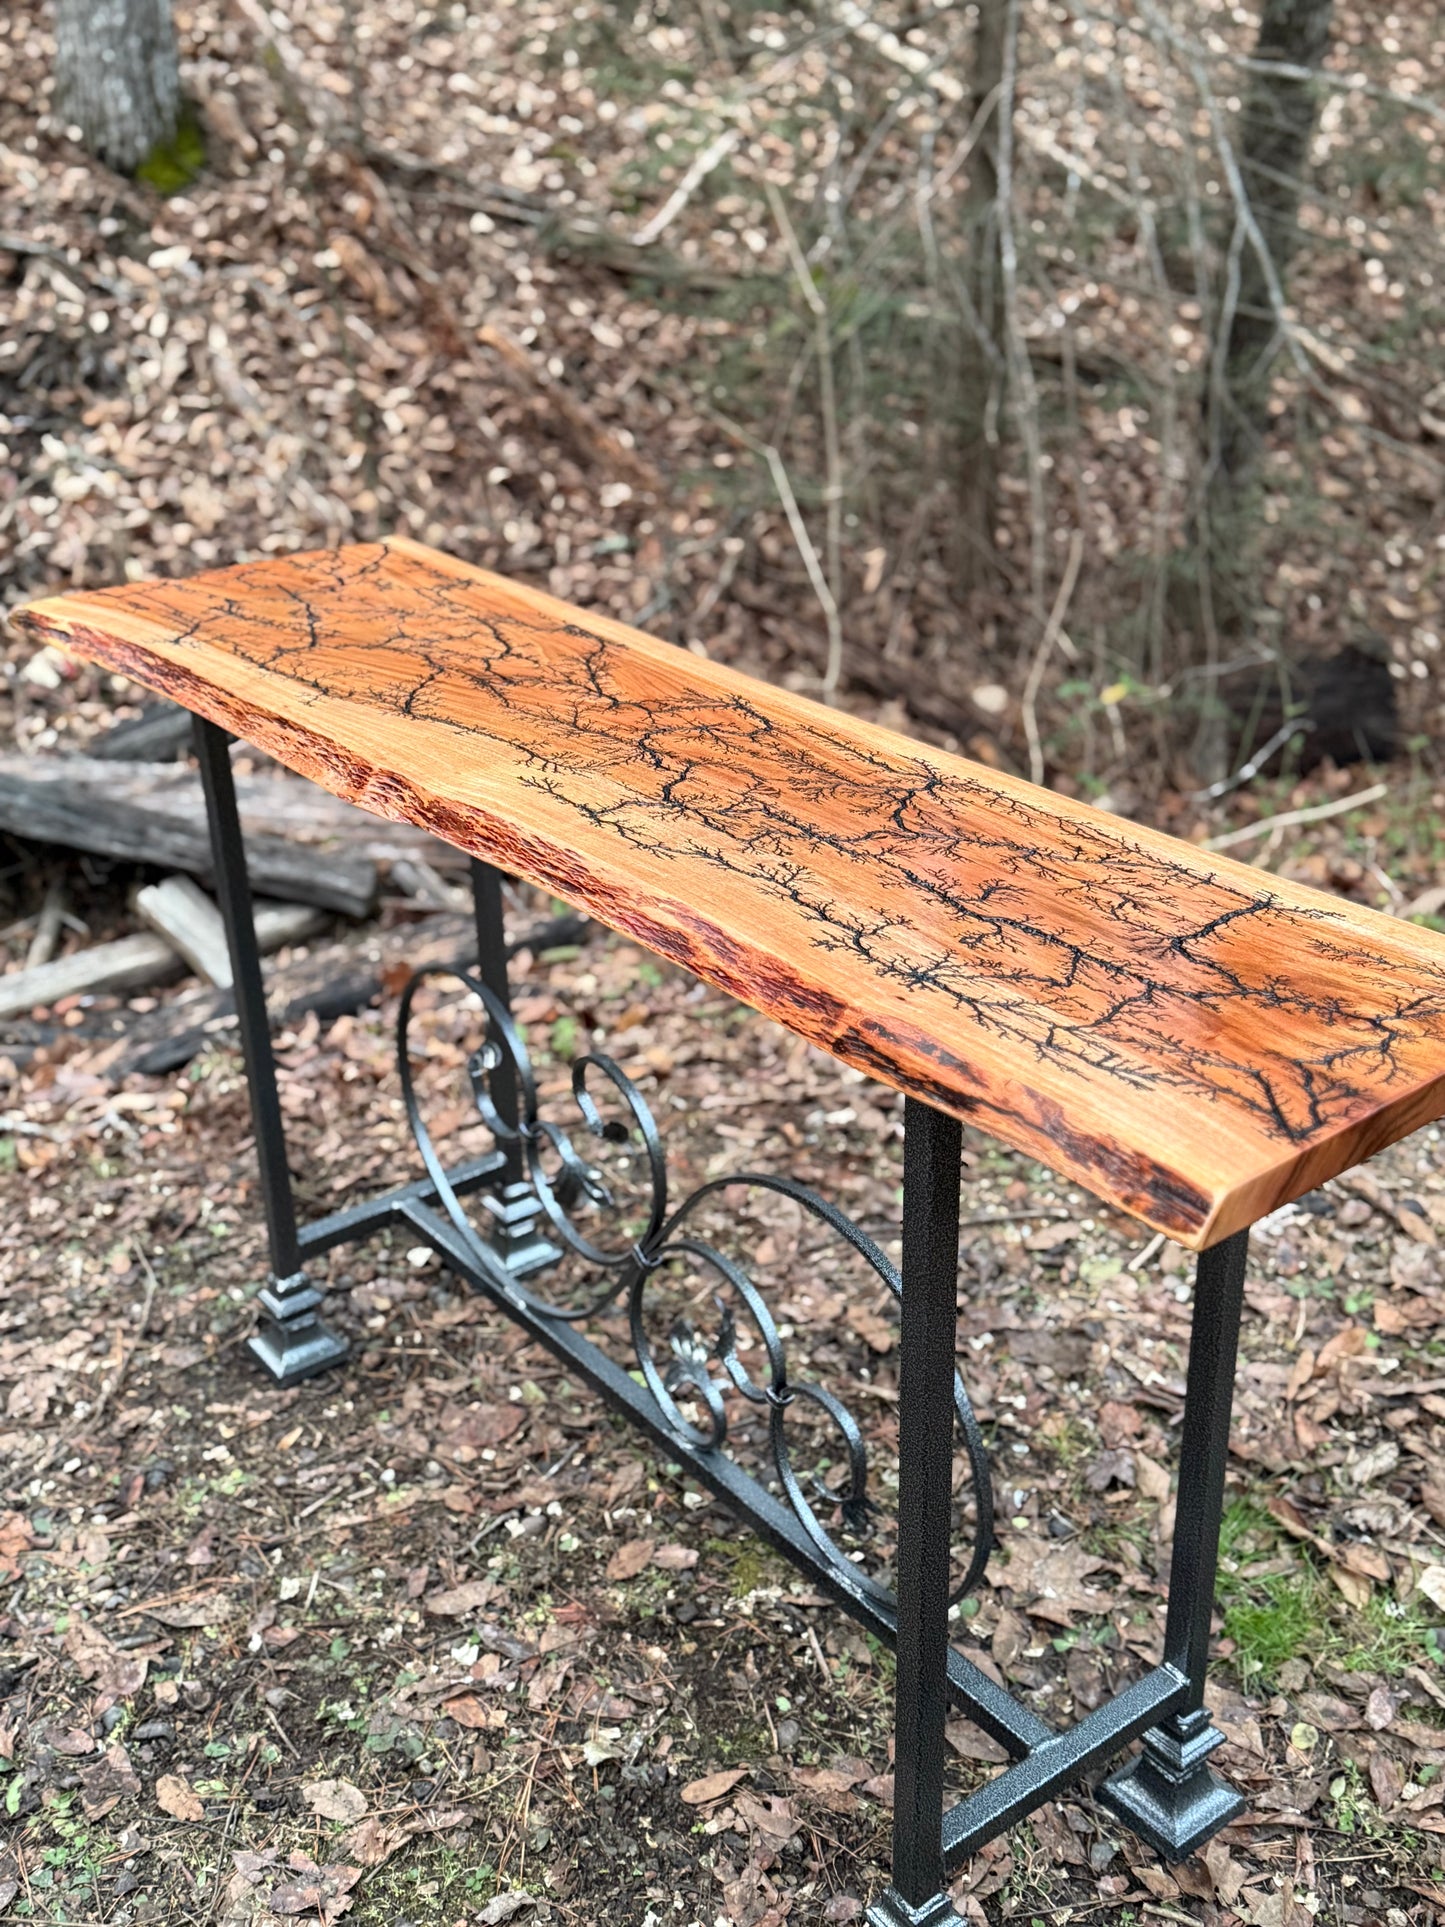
[5,0,1445,1923]
[4,905,1445,1927]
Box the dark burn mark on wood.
[19,539,1445,1244]
[833,1018,1215,1234]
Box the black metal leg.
[867,1099,964,1927]
[193,715,348,1385]
[1098,1228,1249,1857]
[468,857,559,1279]
[470,858,521,1178]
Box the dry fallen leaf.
[423,1578,494,1616]
[1329,1563,1372,1609]
[64,1618,149,1711]
[336,1816,405,1868]
[999,1537,1110,1626]
[267,1863,362,1921]
[476,1895,537,1924]
[441,1693,498,1730]
[145,1594,234,1628]
[1284,1348,1316,1400]
[652,1543,699,1571]
[1369,1753,1403,1810]
[735,1791,801,1845]
[1024,1220,1079,1252]
[1364,1683,1398,1730]
[302,1779,368,1824]
[1336,1540,1390,1583]
[681,1766,750,1806]
[80,1741,140,1819]
[605,1537,655,1580]
[156,1773,205,1822]
[43,1725,98,1757]
[990,1607,1028,1673]
[1315,1324,1368,1370]
[0,1512,35,1580]
[1202,1838,1247,1906]
[945,1720,1010,1765]
[845,1301,897,1353]
[1133,1449,1171,1503]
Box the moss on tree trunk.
[52,0,182,175]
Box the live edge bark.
[51,0,181,173]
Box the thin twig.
[1141,0,1313,389]
[1020,530,1086,787]
[91,1241,162,1425]
[704,397,846,705]
[630,127,740,247]
[804,1620,832,1683]
[263,1701,301,1759]
[1206,782,1387,851]
[1079,0,1445,131]
[1188,718,1315,802]
[833,0,965,101]
[1128,1232,1166,1274]
[25,877,66,971]
[767,183,847,700]
[1107,45,1178,699]
[763,445,845,702]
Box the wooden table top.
[19,537,1445,1246]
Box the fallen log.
[0,754,379,916]
[0,899,332,1023]
[136,878,326,989]
[135,874,233,986]
[91,699,193,762]
[0,750,465,869]
[390,856,468,908]
[25,877,67,970]
[0,931,184,1020]
[112,908,592,1079]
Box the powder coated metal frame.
[195,714,1249,1921]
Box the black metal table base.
[1097,1710,1245,1859]
[194,715,1252,1920]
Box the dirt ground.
[4,907,1445,1927]
[5,0,1445,1921]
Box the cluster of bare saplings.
[38,0,1443,796]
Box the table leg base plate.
[1097,1749,1244,1861]
[248,1322,350,1386]
[865,1889,959,1926]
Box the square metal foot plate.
[865,1890,959,1926]
[248,1325,350,1386]
[1098,1753,1245,1861]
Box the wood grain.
[19,537,1445,1245]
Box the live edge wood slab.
[18,537,1445,1247]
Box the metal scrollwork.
[399,966,995,1603]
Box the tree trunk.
[1196,0,1334,776]
[52,0,180,173]
[954,0,1008,592]
[1209,0,1335,486]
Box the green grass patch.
[1223,1573,1320,1678]
[1218,1496,1442,1683]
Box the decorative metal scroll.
[398,967,995,1604]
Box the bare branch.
[630,127,741,248]
[1021,531,1086,786]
